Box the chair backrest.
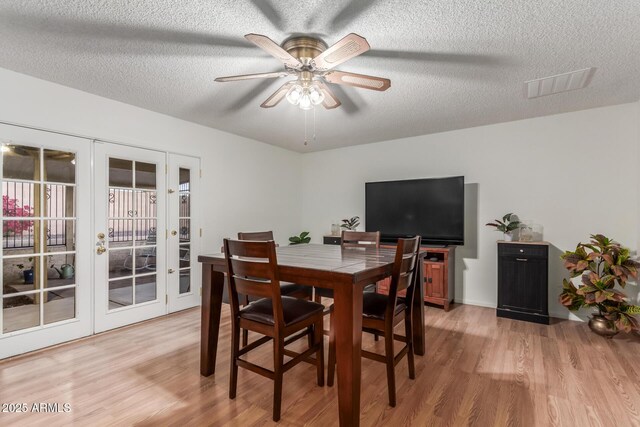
[386,236,422,321]
[341,230,381,248]
[223,238,285,327]
[238,231,274,241]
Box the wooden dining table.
[198,243,426,427]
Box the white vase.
[503,232,513,242]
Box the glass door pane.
[106,158,158,310]
[2,145,77,334]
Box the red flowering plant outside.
[2,195,34,236]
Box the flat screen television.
[365,176,464,245]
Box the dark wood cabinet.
[323,235,342,245]
[378,245,455,311]
[497,242,549,324]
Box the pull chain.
[304,109,308,146]
[313,107,316,143]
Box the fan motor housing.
[282,36,327,64]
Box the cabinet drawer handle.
[516,258,528,262]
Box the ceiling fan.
[214,33,390,110]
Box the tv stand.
[377,244,456,311]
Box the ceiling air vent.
[525,68,595,99]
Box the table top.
[198,243,398,276]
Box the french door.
[94,144,200,332]
[167,154,201,313]
[94,142,167,332]
[0,124,92,359]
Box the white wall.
[301,102,640,318]
[0,68,303,250]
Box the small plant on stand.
[341,216,360,231]
[486,213,520,241]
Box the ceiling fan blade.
[245,34,302,69]
[312,33,370,71]
[215,71,288,82]
[315,81,341,109]
[323,70,390,91]
[260,81,296,108]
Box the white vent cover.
[525,68,595,99]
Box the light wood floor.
[1,304,639,426]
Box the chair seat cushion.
[239,296,324,326]
[362,292,406,320]
[281,282,312,297]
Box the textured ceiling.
[0,1,639,152]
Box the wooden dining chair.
[237,231,313,346]
[327,236,421,407]
[314,230,381,303]
[224,238,325,422]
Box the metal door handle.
[96,233,107,255]
[516,258,528,262]
[168,269,175,274]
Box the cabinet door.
[499,256,546,313]
[425,263,445,298]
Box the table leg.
[333,282,364,427]
[200,265,225,376]
[413,255,426,356]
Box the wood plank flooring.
[1,304,639,426]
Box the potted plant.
[341,216,360,231]
[486,213,520,241]
[559,234,640,338]
[289,231,311,245]
[16,258,34,284]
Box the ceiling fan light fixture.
[308,85,325,105]
[286,84,304,105]
[298,94,313,110]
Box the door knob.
[171,230,177,236]
[168,268,175,274]
[96,233,107,254]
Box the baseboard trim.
[453,299,583,322]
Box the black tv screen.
[365,176,464,245]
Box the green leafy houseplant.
[486,213,520,240]
[559,234,640,335]
[289,231,311,245]
[341,216,360,231]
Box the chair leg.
[273,336,284,422]
[241,295,249,347]
[229,319,240,399]
[385,327,397,407]
[314,290,322,304]
[314,319,325,386]
[405,313,415,380]
[374,332,379,341]
[327,310,336,387]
